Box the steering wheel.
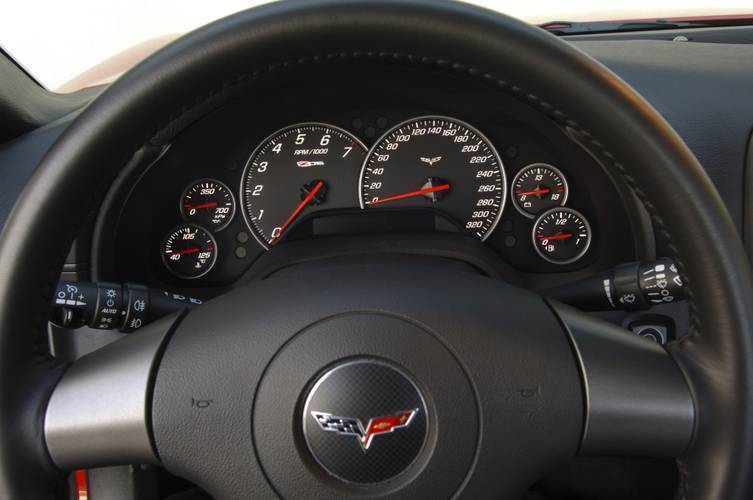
[2,1,753,498]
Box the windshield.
[3,0,752,92]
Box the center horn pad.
[253,313,478,498]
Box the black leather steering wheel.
[2,1,753,498]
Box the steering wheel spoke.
[551,302,695,458]
[44,312,183,471]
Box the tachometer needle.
[366,184,451,205]
[184,202,218,210]
[270,180,325,245]
[537,233,573,241]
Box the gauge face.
[161,224,217,278]
[359,116,506,240]
[181,179,236,230]
[532,207,591,264]
[511,163,568,218]
[241,123,367,248]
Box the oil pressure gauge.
[532,207,591,264]
[181,179,236,231]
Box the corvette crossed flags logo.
[310,409,419,451]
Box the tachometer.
[532,207,591,264]
[359,116,506,240]
[241,123,367,248]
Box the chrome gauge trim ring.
[239,122,368,250]
[531,206,592,265]
[510,162,569,219]
[179,178,237,231]
[358,115,507,241]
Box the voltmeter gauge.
[181,179,235,231]
[511,163,568,218]
[532,207,591,264]
[161,224,217,279]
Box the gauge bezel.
[510,162,569,219]
[160,223,218,279]
[358,115,507,241]
[179,178,236,231]
[240,122,368,250]
[531,206,592,265]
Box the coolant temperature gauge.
[161,224,217,279]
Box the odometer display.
[359,116,506,240]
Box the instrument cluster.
[155,115,597,282]
[93,61,648,291]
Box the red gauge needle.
[537,233,573,241]
[172,248,201,255]
[516,188,550,196]
[184,202,218,210]
[366,184,451,205]
[270,180,325,244]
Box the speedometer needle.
[270,180,325,245]
[365,184,451,205]
[537,233,573,241]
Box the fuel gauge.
[532,207,591,264]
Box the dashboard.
[1,32,751,305]
[3,18,753,500]
[89,62,651,296]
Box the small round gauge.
[532,207,591,264]
[241,123,367,248]
[161,224,217,279]
[181,179,235,231]
[359,116,506,240]
[511,163,568,218]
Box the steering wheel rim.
[2,1,753,498]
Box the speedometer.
[359,116,506,240]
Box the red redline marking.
[366,184,450,205]
[270,181,325,244]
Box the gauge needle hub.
[366,182,451,205]
[270,180,326,245]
